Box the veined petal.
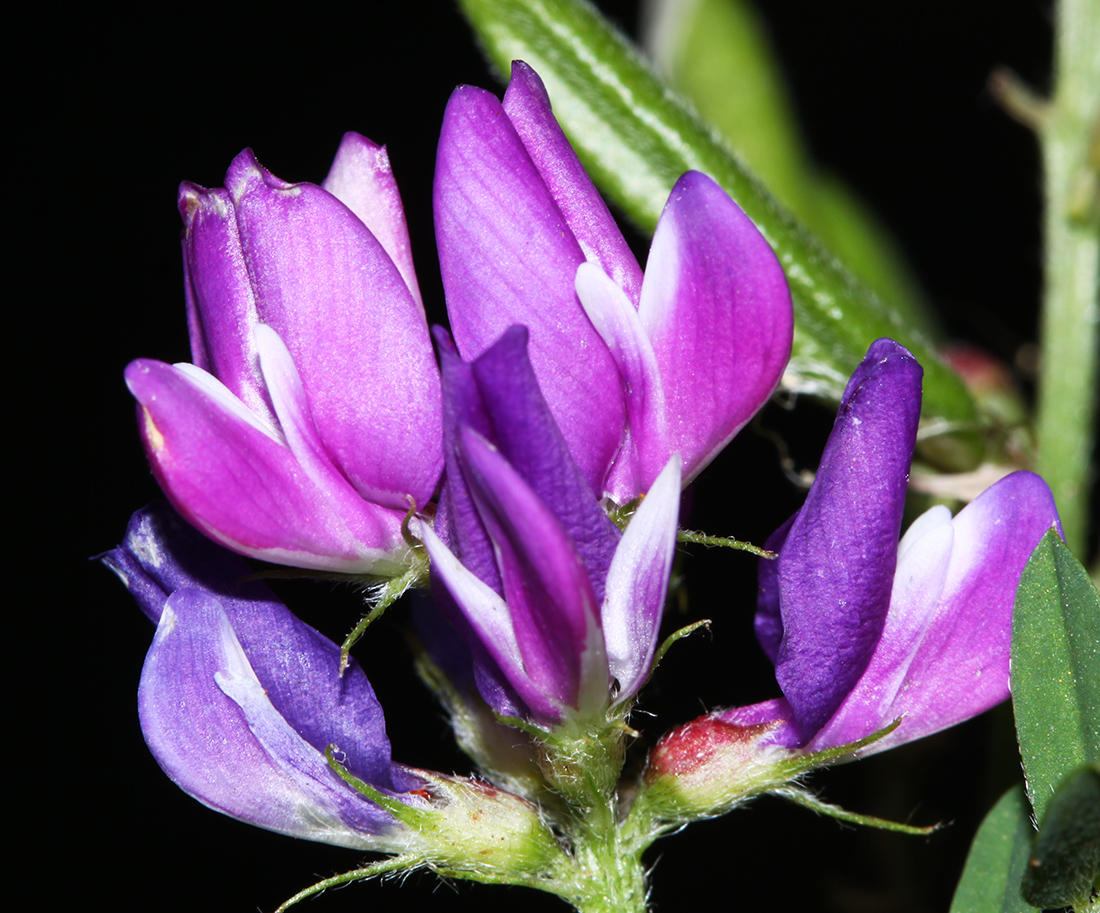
[603,456,681,702]
[322,132,423,309]
[421,523,564,723]
[106,503,405,785]
[862,472,1060,753]
[773,339,922,738]
[125,359,407,574]
[639,172,792,484]
[458,428,606,715]
[576,262,670,501]
[435,85,625,494]
[226,149,441,508]
[139,589,409,850]
[466,326,621,595]
[502,61,643,304]
[178,183,271,425]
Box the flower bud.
[639,714,791,822]
[409,770,566,879]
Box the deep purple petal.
[639,172,793,484]
[138,587,405,847]
[602,456,681,701]
[820,472,1061,754]
[178,183,272,426]
[774,339,922,738]
[125,359,407,574]
[754,514,796,664]
[434,326,502,591]
[458,428,606,715]
[502,61,643,305]
[226,149,441,507]
[468,326,621,597]
[434,86,625,493]
[106,503,402,785]
[575,262,670,500]
[322,132,423,308]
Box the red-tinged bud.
[639,714,792,822]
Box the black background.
[21,1,1053,910]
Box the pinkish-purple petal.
[502,61,643,304]
[434,85,625,494]
[421,523,564,723]
[125,358,407,574]
[772,339,922,739]
[178,183,272,425]
[321,132,423,309]
[639,172,793,484]
[226,149,441,508]
[458,427,606,714]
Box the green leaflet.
[457,0,982,470]
[950,785,1035,913]
[1012,529,1100,824]
[1020,766,1100,910]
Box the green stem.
[1035,0,1100,556]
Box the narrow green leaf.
[1013,529,1100,823]
[950,785,1035,913]
[1021,766,1100,910]
[457,0,982,470]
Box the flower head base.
[435,62,792,503]
[421,327,681,730]
[127,136,442,575]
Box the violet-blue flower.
[101,502,423,851]
[420,327,681,728]
[126,135,442,575]
[434,62,793,503]
[717,339,1063,756]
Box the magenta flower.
[126,135,442,575]
[420,327,681,727]
[717,339,1062,756]
[101,503,425,851]
[434,62,793,503]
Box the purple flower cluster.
[107,62,1061,849]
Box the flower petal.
[178,183,272,425]
[106,502,406,787]
[466,326,622,594]
[602,456,681,701]
[321,132,423,309]
[125,359,406,574]
[226,149,441,507]
[502,61,643,304]
[139,588,407,849]
[773,339,922,738]
[421,522,563,723]
[841,472,1060,754]
[434,85,625,493]
[458,427,606,716]
[576,262,670,500]
[639,172,793,483]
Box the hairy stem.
[1035,0,1100,556]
